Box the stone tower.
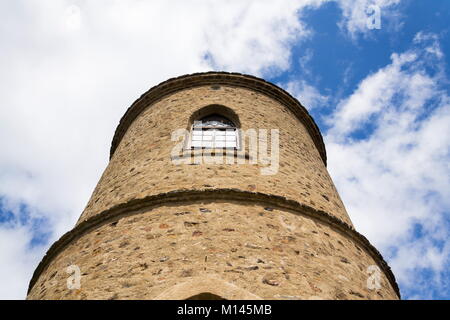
[27,72,400,300]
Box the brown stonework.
[27,72,400,300]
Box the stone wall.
[28,201,398,300]
[77,84,351,226]
[27,72,399,300]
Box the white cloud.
[336,0,402,38]
[201,0,318,75]
[284,79,329,109]
[299,48,314,73]
[327,50,427,138]
[414,31,444,59]
[281,48,329,110]
[325,33,450,298]
[0,222,47,299]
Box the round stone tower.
[27,72,400,300]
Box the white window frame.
[188,119,239,150]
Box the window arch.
[190,113,239,149]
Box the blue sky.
[0,0,449,299]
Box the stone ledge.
[27,188,400,298]
[171,148,253,163]
[110,71,327,166]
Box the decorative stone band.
[27,189,400,298]
[110,71,327,166]
[171,148,253,163]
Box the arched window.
[190,114,238,149]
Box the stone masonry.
[27,72,400,300]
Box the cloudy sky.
[1,0,449,300]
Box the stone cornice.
[27,189,400,298]
[110,71,327,166]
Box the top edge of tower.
[109,71,327,165]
